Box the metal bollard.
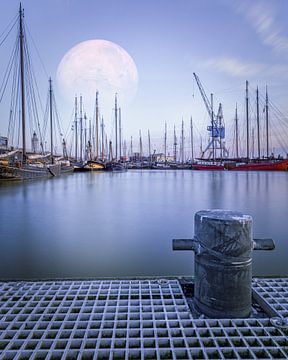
[173,210,275,318]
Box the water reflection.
[0,170,287,279]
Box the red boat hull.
[192,164,224,171]
[230,160,288,171]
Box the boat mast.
[89,119,91,143]
[19,3,26,163]
[114,93,118,161]
[74,96,78,160]
[123,140,127,160]
[211,94,215,160]
[139,130,143,165]
[256,87,261,159]
[109,140,112,162]
[181,119,184,165]
[84,113,87,160]
[80,95,83,162]
[173,125,177,162]
[101,116,104,161]
[164,122,167,165]
[265,85,269,158]
[218,103,223,160]
[148,130,151,165]
[235,104,239,159]
[246,81,249,160]
[130,136,133,159]
[95,91,99,160]
[119,107,122,161]
[190,116,194,162]
[105,135,108,160]
[49,78,54,164]
[252,127,255,159]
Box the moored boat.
[228,159,288,171]
[192,163,225,170]
[105,162,127,172]
[0,5,64,181]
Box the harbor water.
[0,170,287,279]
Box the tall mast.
[109,140,112,162]
[74,96,78,160]
[123,140,127,159]
[139,130,143,164]
[164,122,167,165]
[130,136,133,159]
[252,127,255,159]
[119,107,122,161]
[49,78,54,163]
[105,135,108,160]
[211,93,215,160]
[256,87,260,159]
[218,103,223,160]
[265,85,269,158]
[80,95,83,161]
[101,116,104,161]
[246,81,249,160]
[84,113,87,160]
[235,104,239,159]
[95,91,99,160]
[148,130,151,164]
[181,119,184,164]
[190,116,194,162]
[114,93,118,161]
[19,3,26,163]
[173,125,177,162]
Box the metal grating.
[0,279,287,359]
[253,278,288,319]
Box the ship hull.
[0,163,61,180]
[230,160,288,171]
[192,164,225,171]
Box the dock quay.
[0,277,287,359]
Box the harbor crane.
[193,73,229,160]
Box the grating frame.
[253,278,288,319]
[0,279,287,359]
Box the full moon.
[56,39,138,113]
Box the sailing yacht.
[0,4,61,180]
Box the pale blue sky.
[1,0,288,156]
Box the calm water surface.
[0,170,287,279]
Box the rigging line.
[268,102,288,127]
[23,36,45,145]
[0,36,19,102]
[269,115,288,149]
[52,91,64,136]
[259,91,288,124]
[24,30,45,115]
[0,15,18,47]
[24,19,49,78]
[64,106,75,140]
[7,44,20,142]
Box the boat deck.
[0,278,287,359]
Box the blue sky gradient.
[1,0,288,156]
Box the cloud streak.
[201,56,288,79]
[236,1,288,56]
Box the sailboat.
[72,92,105,172]
[104,94,127,171]
[192,74,288,171]
[227,82,288,171]
[0,4,61,180]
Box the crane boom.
[193,72,212,119]
[192,73,229,159]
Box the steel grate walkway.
[253,278,288,319]
[0,279,287,359]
